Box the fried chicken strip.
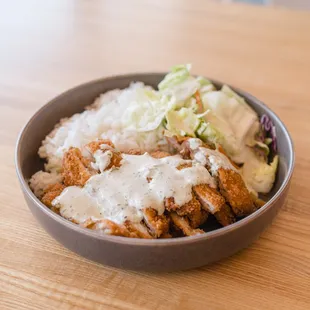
[172,194,208,228]
[85,139,122,170]
[149,150,171,159]
[170,213,204,236]
[41,183,66,208]
[142,208,170,238]
[85,139,115,152]
[125,149,143,155]
[179,139,256,218]
[218,168,256,217]
[124,221,153,239]
[88,219,133,237]
[193,184,235,226]
[251,193,265,209]
[62,147,92,186]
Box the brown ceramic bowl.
[15,74,294,272]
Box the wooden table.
[1,0,310,309]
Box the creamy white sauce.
[52,153,215,224]
[53,186,102,223]
[188,138,237,176]
[91,150,113,173]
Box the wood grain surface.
[1,0,310,309]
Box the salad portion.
[123,64,278,195]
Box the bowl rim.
[15,73,295,247]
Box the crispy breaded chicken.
[85,139,123,170]
[193,184,225,214]
[81,218,153,239]
[176,162,192,170]
[124,221,153,239]
[142,208,170,238]
[214,204,236,226]
[170,213,204,236]
[149,150,171,159]
[85,139,115,152]
[41,136,263,239]
[251,194,265,209]
[164,197,179,212]
[175,195,208,228]
[218,168,255,217]
[41,183,66,208]
[193,184,235,226]
[62,147,92,186]
[165,195,208,228]
[89,219,133,237]
[188,208,209,228]
[176,195,201,216]
[160,232,173,238]
[125,149,143,155]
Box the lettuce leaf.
[121,87,172,132]
[158,64,200,101]
[166,107,200,137]
[241,150,279,193]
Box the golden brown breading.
[81,218,150,238]
[170,213,204,236]
[174,194,206,228]
[142,208,170,238]
[188,208,209,228]
[85,139,123,170]
[149,150,171,159]
[193,184,226,214]
[214,204,236,226]
[252,194,265,209]
[218,168,255,217]
[176,162,192,170]
[50,206,61,215]
[175,195,201,216]
[90,219,133,237]
[62,147,92,186]
[85,139,115,153]
[164,197,179,212]
[106,152,123,169]
[124,221,153,239]
[165,194,208,228]
[193,184,235,226]
[125,149,143,155]
[160,233,173,238]
[80,218,97,229]
[41,183,66,207]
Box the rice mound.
[30,82,165,197]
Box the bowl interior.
[17,73,294,233]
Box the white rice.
[30,82,165,197]
[29,171,63,198]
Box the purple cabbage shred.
[260,114,277,153]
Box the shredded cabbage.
[166,108,200,137]
[158,64,200,101]
[119,64,278,195]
